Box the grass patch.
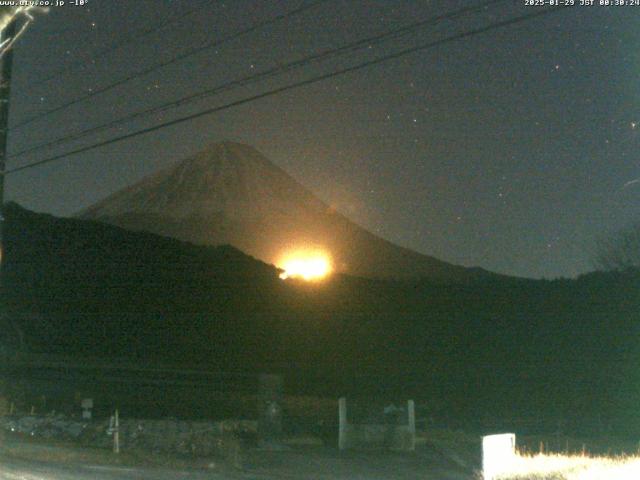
[493,452,640,479]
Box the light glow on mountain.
[278,250,332,281]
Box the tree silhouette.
[594,223,640,271]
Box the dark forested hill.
[2,203,640,434]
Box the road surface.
[0,454,232,479]
[0,443,476,479]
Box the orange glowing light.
[278,250,332,281]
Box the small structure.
[338,397,415,451]
[482,433,516,480]
[81,398,93,420]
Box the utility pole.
[0,19,15,268]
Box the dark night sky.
[3,0,639,279]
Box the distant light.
[278,250,332,281]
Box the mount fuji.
[80,141,491,282]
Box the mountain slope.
[79,141,490,282]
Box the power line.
[5,6,570,176]
[12,0,332,130]
[9,0,508,159]
[28,0,209,90]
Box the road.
[0,436,476,480]
[0,450,476,480]
[0,454,232,480]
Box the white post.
[407,400,415,451]
[338,397,347,451]
[113,409,120,454]
[482,433,516,480]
